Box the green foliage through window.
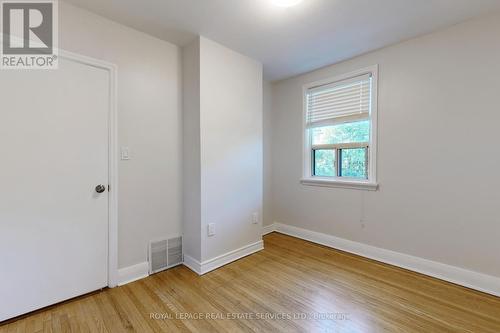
[312,120,369,145]
[314,150,335,177]
[340,148,367,178]
[310,121,369,179]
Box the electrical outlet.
[208,223,215,236]
[252,212,259,224]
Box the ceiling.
[63,0,500,81]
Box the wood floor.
[2,232,500,333]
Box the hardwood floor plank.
[264,233,500,332]
[78,295,107,333]
[159,271,254,332]
[243,250,442,332]
[268,233,500,322]
[2,232,500,332]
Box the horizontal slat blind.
[306,74,371,128]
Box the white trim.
[57,50,119,288]
[262,224,277,235]
[300,178,378,190]
[200,241,264,274]
[273,222,500,297]
[117,262,149,286]
[183,241,264,275]
[302,65,378,189]
[183,254,203,275]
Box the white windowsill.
[300,177,379,191]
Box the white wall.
[199,37,263,261]
[60,2,182,269]
[182,38,202,261]
[263,80,274,226]
[269,13,500,278]
[183,37,263,263]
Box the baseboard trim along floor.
[116,240,264,286]
[262,224,276,235]
[262,222,500,297]
[183,240,264,275]
[117,262,149,286]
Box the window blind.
[306,73,371,128]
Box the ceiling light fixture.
[271,0,304,7]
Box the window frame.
[301,65,379,190]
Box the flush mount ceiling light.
[271,0,304,7]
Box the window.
[301,66,378,190]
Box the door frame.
[58,49,119,287]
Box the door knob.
[95,184,106,193]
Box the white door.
[0,56,110,321]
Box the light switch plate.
[121,146,130,160]
[208,223,215,236]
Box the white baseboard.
[183,254,202,274]
[183,240,264,275]
[262,223,277,235]
[273,222,500,297]
[117,262,149,286]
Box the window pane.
[312,120,370,145]
[341,148,367,179]
[314,149,335,177]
